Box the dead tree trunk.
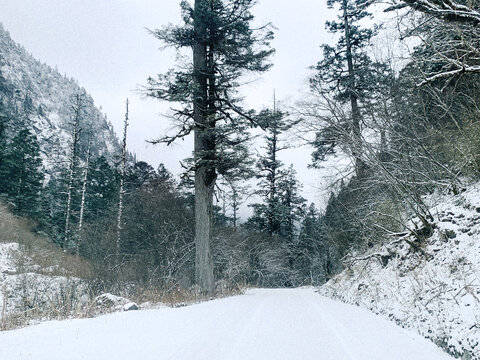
[64,94,82,250]
[267,93,279,236]
[232,186,239,229]
[76,129,91,256]
[117,99,129,256]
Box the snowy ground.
[0,288,452,360]
[320,183,480,359]
[0,242,87,328]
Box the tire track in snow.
[298,290,360,360]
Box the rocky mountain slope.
[320,183,480,359]
[0,23,120,171]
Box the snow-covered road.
[0,288,452,360]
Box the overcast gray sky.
[0,0,340,214]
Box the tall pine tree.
[248,107,296,236]
[276,165,306,242]
[309,0,386,178]
[146,0,274,293]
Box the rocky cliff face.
[0,23,120,171]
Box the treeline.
[0,94,327,294]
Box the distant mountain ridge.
[0,23,120,171]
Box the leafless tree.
[76,126,92,256]
[117,99,129,256]
[387,0,480,25]
[387,0,480,84]
[63,94,83,250]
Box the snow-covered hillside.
[0,242,87,327]
[0,23,120,170]
[320,183,480,359]
[0,203,91,329]
[0,288,452,360]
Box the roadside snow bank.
[320,183,480,359]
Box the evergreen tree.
[248,107,295,236]
[298,204,322,251]
[155,163,175,188]
[296,203,327,284]
[43,165,69,244]
[3,129,44,218]
[85,156,119,220]
[224,180,249,228]
[179,118,255,223]
[309,0,388,177]
[276,165,306,242]
[126,161,159,190]
[77,132,92,255]
[249,165,305,240]
[146,0,274,293]
[320,183,368,276]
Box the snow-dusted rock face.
[95,293,131,310]
[320,183,480,359]
[94,294,139,312]
[0,23,120,172]
[122,302,139,311]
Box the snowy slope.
[0,288,452,360]
[0,203,91,329]
[320,183,480,359]
[0,23,120,171]
[0,242,87,326]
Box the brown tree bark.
[193,0,215,293]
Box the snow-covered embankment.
[320,183,480,359]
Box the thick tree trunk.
[193,0,215,293]
[194,164,215,293]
